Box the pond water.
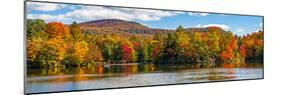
[25,62,263,94]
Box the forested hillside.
[26,19,263,67]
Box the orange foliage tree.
[45,22,69,38]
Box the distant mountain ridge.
[79,19,149,29]
[78,19,224,35]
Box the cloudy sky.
[26,2,263,36]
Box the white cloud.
[65,6,183,22]
[235,28,245,33]
[27,5,184,23]
[255,28,263,32]
[188,12,208,16]
[27,2,66,11]
[195,24,230,31]
[27,14,66,22]
[203,24,230,31]
[259,22,263,27]
[195,24,202,28]
[64,6,134,21]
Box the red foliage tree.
[121,43,133,62]
[220,38,237,61]
[239,44,247,57]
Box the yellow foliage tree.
[27,38,43,62]
[47,38,68,64]
[74,41,89,63]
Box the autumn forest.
[26,19,263,68]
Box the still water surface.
[26,63,263,93]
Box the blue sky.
[27,2,263,36]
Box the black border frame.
[24,0,264,94]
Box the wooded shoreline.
[26,19,263,68]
